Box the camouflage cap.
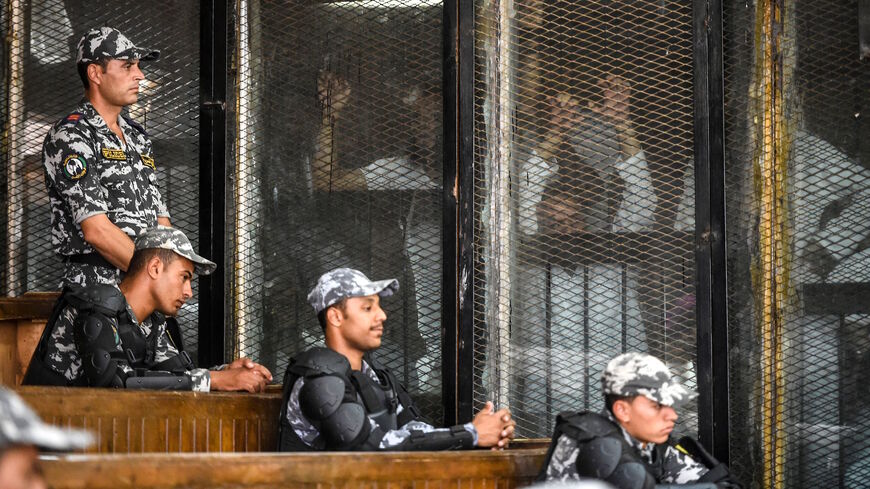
[307,268,399,314]
[0,387,93,451]
[602,353,696,408]
[76,27,160,64]
[134,226,216,276]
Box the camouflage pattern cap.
[76,27,160,64]
[307,268,399,314]
[134,226,216,276]
[602,353,696,408]
[0,387,93,451]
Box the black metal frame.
[692,0,731,464]
[442,0,476,426]
[197,0,228,369]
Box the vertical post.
[198,0,228,368]
[692,0,731,464]
[5,0,25,296]
[442,0,476,426]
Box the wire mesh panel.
[724,0,870,487]
[472,0,696,438]
[228,0,445,423]
[0,1,202,355]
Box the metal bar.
[5,0,25,296]
[453,0,476,425]
[198,0,229,368]
[692,0,731,464]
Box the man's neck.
[118,279,155,324]
[86,94,124,134]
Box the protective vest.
[278,347,422,451]
[538,411,662,489]
[22,285,192,387]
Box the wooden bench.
[16,386,282,453]
[0,292,58,385]
[42,448,548,489]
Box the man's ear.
[146,256,164,279]
[325,306,343,328]
[612,399,632,424]
[87,63,103,87]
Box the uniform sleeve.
[659,444,709,484]
[43,125,109,223]
[285,377,325,447]
[612,150,656,232]
[150,321,210,392]
[152,180,170,218]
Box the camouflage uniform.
[543,353,709,485]
[42,27,167,287]
[0,386,93,451]
[282,268,477,450]
[40,293,211,392]
[284,358,476,449]
[28,226,216,391]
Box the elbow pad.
[78,315,126,388]
[397,425,474,451]
[575,437,655,489]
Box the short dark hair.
[317,298,348,332]
[77,59,111,90]
[126,248,177,278]
[604,393,639,415]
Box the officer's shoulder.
[65,285,126,315]
[47,112,93,142]
[556,411,619,439]
[291,347,351,376]
[121,115,148,137]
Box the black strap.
[153,351,194,373]
[164,316,185,353]
[63,253,115,270]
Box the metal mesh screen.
[724,0,870,486]
[1,1,202,355]
[229,0,445,423]
[472,0,696,438]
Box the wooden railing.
[0,292,58,385]
[41,448,548,489]
[17,386,283,453]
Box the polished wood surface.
[0,292,59,384]
[42,448,547,489]
[17,386,282,453]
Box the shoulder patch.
[62,154,88,180]
[101,148,126,161]
[140,154,156,170]
[62,113,84,125]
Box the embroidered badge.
[101,148,126,160]
[62,154,88,180]
[140,155,156,170]
[63,113,83,125]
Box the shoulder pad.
[290,347,352,378]
[122,115,148,136]
[557,411,619,441]
[65,285,126,316]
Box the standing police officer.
[43,27,171,287]
[279,268,515,451]
[539,353,741,488]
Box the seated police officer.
[539,353,741,488]
[279,267,515,451]
[23,226,272,392]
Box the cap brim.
[115,47,160,62]
[190,256,216,276]
[365,278,399,298]
[16,422,93,452]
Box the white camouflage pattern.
[135,226,216,275]
[285,359,475,449]
[39,288,210,392]
[307,268,399,313]
[76,27,159,64]
[544,410,708,484]
[42,99,169,287]
[0,386,93,451]
[602,353,696,407]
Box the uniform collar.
[78,98,132,140]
